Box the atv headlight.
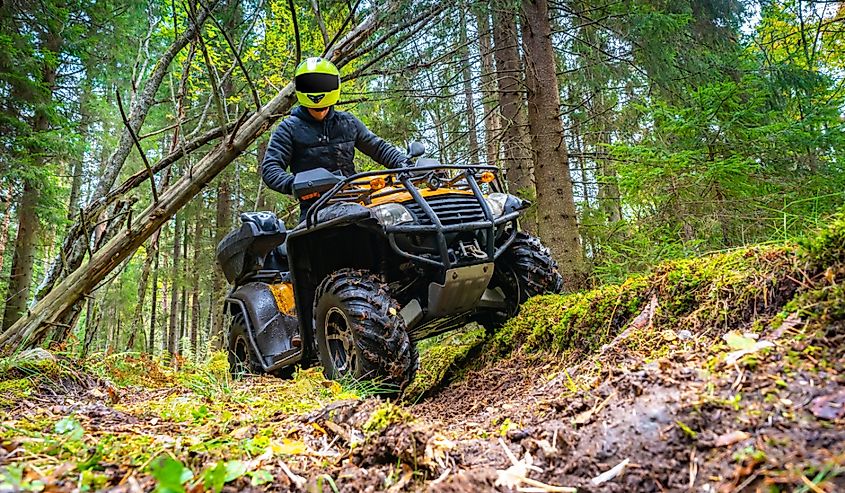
[485,193,509,217]
[372,203,413,226]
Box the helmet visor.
[295,73,339,93]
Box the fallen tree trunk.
[0,7,388,351]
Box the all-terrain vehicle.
[215,143,563,390]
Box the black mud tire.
[227,314,263,378]
[478,232,564,332]
[314,269,418,392]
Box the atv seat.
[216,212,288,284]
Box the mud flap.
[228,282,301,369]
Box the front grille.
[403,194,486,226]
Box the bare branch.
[116,89,159,204]
[322,0,362,57]
[198,0,262,111]
[310,0,330,47]
[288,0,302,66]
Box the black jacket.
[261,106,406,196]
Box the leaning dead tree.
[0,3,402,351]
[35,3,216,303]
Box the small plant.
[149,456,193,493]
[362,402,413,435]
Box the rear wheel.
[228,313,263,377]
[478,232,564,332]
[314,269,418,392]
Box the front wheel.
[314,269,418,392]
[478,232,564,331]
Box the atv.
[215,142,562,390]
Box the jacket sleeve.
[353,117,407,169]
[261,121,295,195]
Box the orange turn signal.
[369,177,387,190]
[480,171,495,183]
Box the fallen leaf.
[715,430,750,447]
[271,438,307,456]
[723,332,757,351]
[725,340,774,365]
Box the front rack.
[304,165,519,270]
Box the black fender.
[286,202,385,359]
[225,282,301,370]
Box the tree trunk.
[81,297,96,357]
[148,247,159,354]
[491,0,536,233]
[210,177,232,351]
[2,183,41,332]
[520,0,585,289]
[459,11,480,164]
[0,4,396,352]
[255,139,269,210]
[0,189,13,273]
[190,205,203,359]
[210,0,240,351]
[2,26,62,332]
[179,219,188,347]
[168,212,182,360]
[475,4,499,168]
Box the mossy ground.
[2,214,845,492]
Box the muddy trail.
[2,216,845,492]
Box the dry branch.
[116,90,159,204]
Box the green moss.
[0,378,34,408]
[495,242,799,356]
[405,326,486,401]
[362,402,413,436]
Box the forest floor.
[2,216,845,492]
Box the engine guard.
[426,263,494,318]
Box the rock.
[810,389,845,420]
[13,348,57,369]
[678,330,693,340]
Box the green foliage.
[150,456,193,493]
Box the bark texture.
[492,0,537,234]
[520,0,585,289]
[475,4,499,168]
[2,27,62,332]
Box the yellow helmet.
[294,57,341,108]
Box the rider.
[261,57,407,222]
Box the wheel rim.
[324,307,358,376]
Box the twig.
[198,0,262,111]
[115,90,159,204]
[227,110,251,148]
[137,115,199,141]
[288,0,301,66]
[187,2,227,138]
[322,0,361,57]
